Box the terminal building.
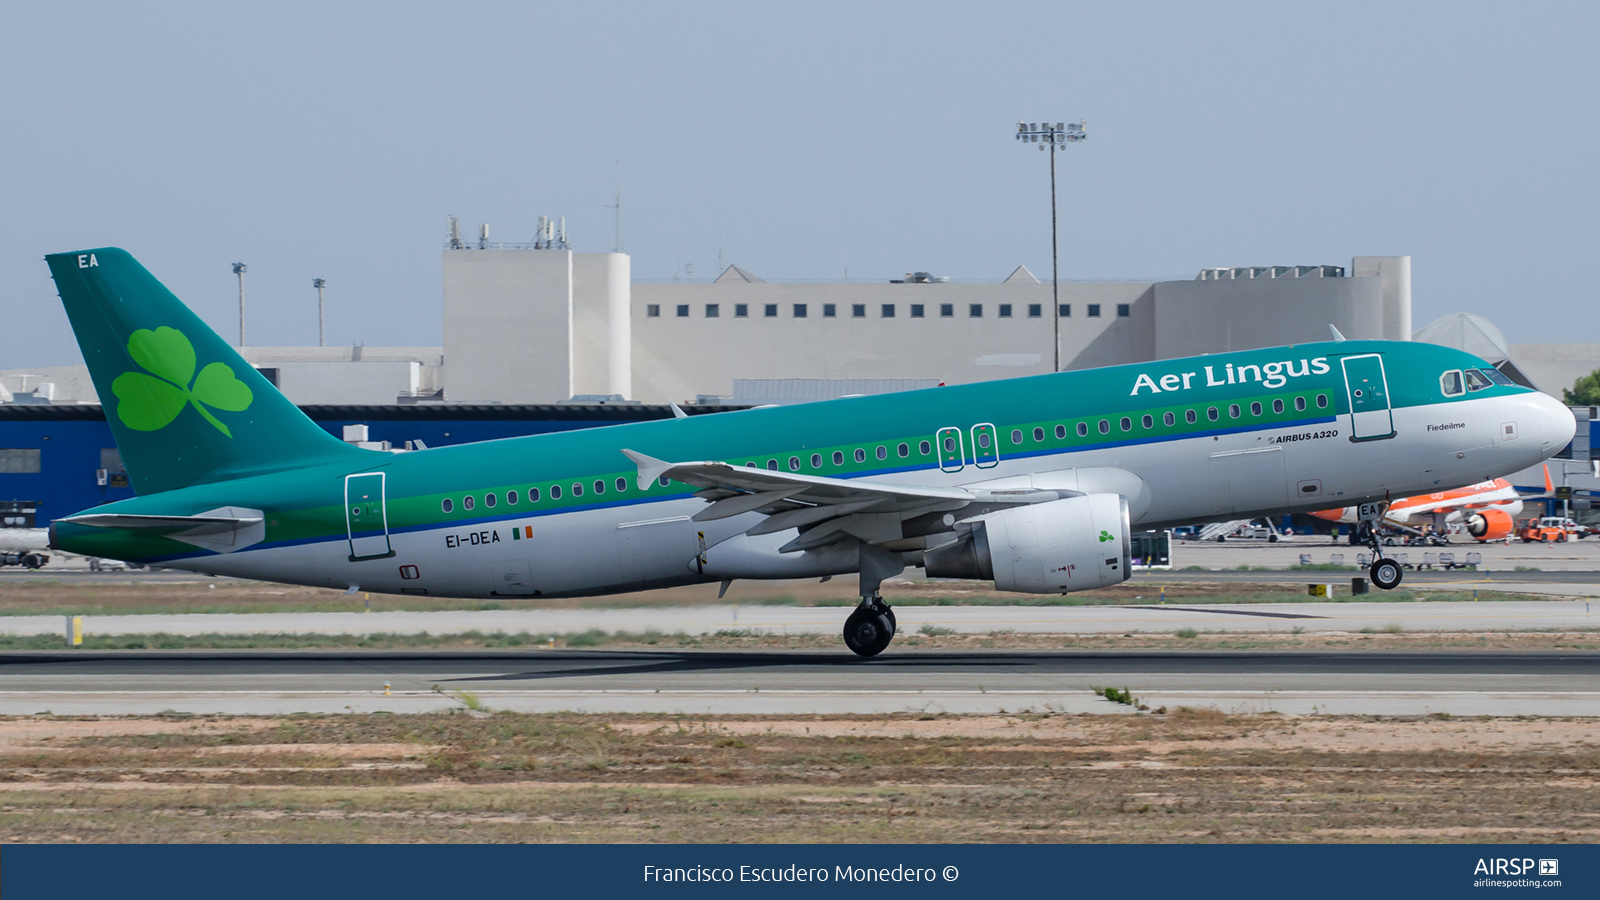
[3,230,1597,525]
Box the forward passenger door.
[1341,354,1396,442]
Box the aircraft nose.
[1529,390,1576,453]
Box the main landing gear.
[843,594,896,658]
[1359,521,1404,591]
[843,544,904,658]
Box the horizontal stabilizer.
[60,506,265,554]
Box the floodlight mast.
[1014,120,1086,372]
[232,262,248,347]
[313,278,327,347]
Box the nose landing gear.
[1359,521,1404,590]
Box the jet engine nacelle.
[1466,507,1514,542]
[923,494,1132,593]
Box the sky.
[2,1,1596,368]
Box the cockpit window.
[1440,370,1464,397]
[1464,369,1493,392]
[1485,368,1515,386]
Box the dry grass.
[0,711,1596,843]
[0,577,1557,618]
[3,628,1596,653]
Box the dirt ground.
[0,711,1595,843]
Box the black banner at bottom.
[3,844,1593,898]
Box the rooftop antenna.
[535,216,547,249]
[447,216,463,250]
[558,216,567,249]
[605,191,622,252]
[478,224,489,250]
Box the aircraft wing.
[621,449,1064,550]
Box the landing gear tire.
[843,607,894,658]
[1370,558,1403,591]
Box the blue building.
[0,403,697,523]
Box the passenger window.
[441,498,453,513]
[550,485,561,499]
[1033,427,1045,442]
[1207,406,1219,421]
[876,446,887,460]
[788,456,801,471]
[1098,420,1110,434]
[811,453,822,468]
[1272,399,1284,414]
[1316,394,1328,408]
[767,459,778,470]
[919,440,931,455]
[1294,396,1306,412]
[1163,412,1175,426]
[485,492,497,508]
[1440,370,1464,396]
[1012,429,1023,445]
[1141,414,1153,429]
[977,433,991,449]
[616,477,627,492]
[506,490,518,505]
[898,443,909,458]
[941,438,954,453]
[856,448,867,462]
[1228,404,1241,419]
[1250,401,1263,416]
[1073,423,1085,437]
[1465,369,1493,392]
[464,495,475,510]
[833,451,844,465]
[1185,409,1197,424]
[572,482,583,497]
[1120,417,1132,432]
[594,480,605,494]
[529,488,540,502]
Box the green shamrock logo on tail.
[1098,530,1114,543]
[111,327,252,437]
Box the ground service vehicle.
[1519,516,1582,542]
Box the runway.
[2,599,1595,639]
[3,648,1596,717]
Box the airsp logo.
[110,326,254,437]
[1473,858,1550,876]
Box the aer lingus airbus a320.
[46,249,1576,656]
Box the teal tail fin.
[46,248,370,494]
